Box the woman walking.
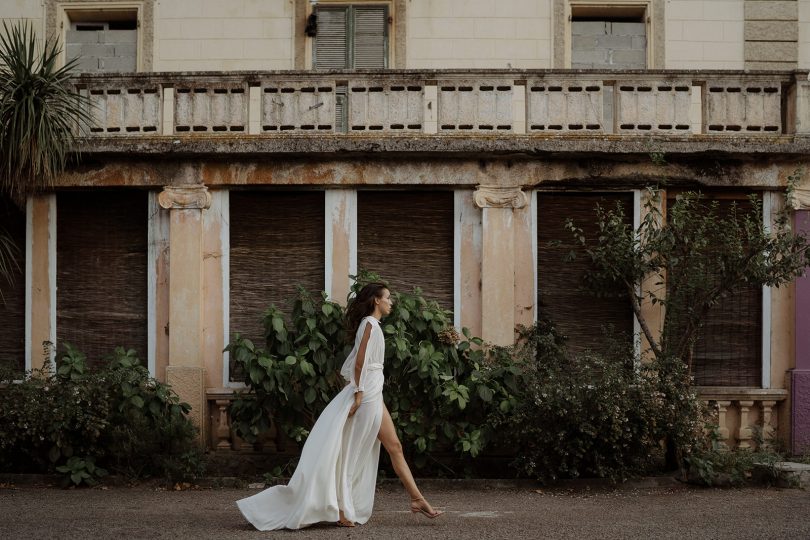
[236,283,443,530]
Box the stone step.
[753,461,810,489]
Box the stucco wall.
[153,0,294,71]
[0,0,44,35]
[406,0,552,69]
[666,0,744,68]
[800,0,810,69]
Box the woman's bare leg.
[378,404,441,516]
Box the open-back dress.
[236,315,385,530]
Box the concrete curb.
[0,473,681,491]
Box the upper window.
[312,4,388,70]
[64,9,138,73]
[571,5,647,69]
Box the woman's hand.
[348,391,363,417]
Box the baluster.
[761,400,777,449]
[716,400,731,451]
[214,399,231,450]
[737,400,754,450]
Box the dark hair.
[346,282,388,341]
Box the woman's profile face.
[376,288,393,317]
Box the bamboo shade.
[357,191,454,310]
[56,191,148,369]
[229,192,325,363]
[537,193,634,354]
[0,198,26,376]
[675,196,762,387]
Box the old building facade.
[1,0,809,454]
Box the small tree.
[567,178,810,373]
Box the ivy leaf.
[284,356,297,366]
[304,387,316,404]
[130,395,144,409]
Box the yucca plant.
[0,21,91,202]
[0,22,91,290]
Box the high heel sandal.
[410,497,444,519]
[336,511,355,527]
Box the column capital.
[158,185,212,210]
[474,185,528,209]
[791,188,810,210]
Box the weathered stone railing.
[207,386,789,453]
[697,387,788,451]
[72,69,810,139]
[207,388,291,454]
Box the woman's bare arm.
[349,322,373,417]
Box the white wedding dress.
[236,316,386,530]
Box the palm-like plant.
[0,22,91,291]
[0,21,91,202]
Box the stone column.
[325,189,357,305]
[455,190,483,338]
[792,199,810,454]
[638,189,666,361]
[158,185,212,444]
[475,185,528,346]
[26,194,56,371]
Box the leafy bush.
[0,345,205,485]
[55,456,107,488]
[492,320,700,483]
[226,273,523,469]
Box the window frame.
[305,0,394,70]
[559,0,658,69]
[664,189,773,389]
[533,189,642,357]
[56,1,145,71]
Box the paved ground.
[1,481,808,539]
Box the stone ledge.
[752,462,810,489]
[72,134,810,158]
[697,387,789,402]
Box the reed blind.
[357,191,454,310]
[229,192,325,367]
[0,198,26,376]
[537,193,634,354]
[56,191,148,369]
[672,196,762,387]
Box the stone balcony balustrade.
[72,69,810,156]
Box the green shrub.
[0,345,205,485]
[55,456,107,488]
[226,273,523,470]
[492,321,674,483]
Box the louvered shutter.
[313,7,349,70]
[537,193,635,354]
[352,6,388,69]
[357,191,454,310]
[229,192,325,380]
[56,191,148,369]
[0,198,25,377]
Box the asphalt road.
[1,482,808,539]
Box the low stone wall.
[207,386,790,454]
[697,387,788,451]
